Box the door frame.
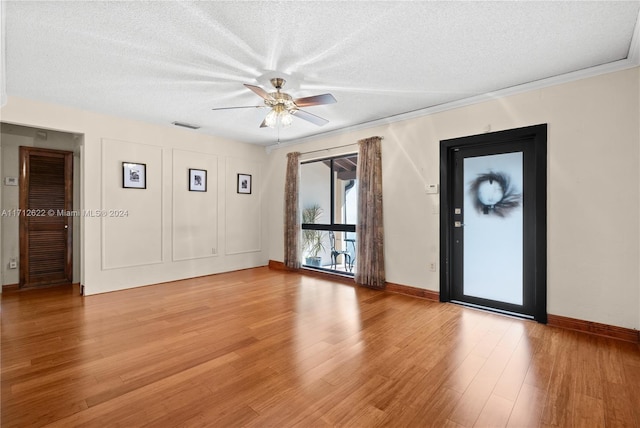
[19,146,74,288]
[439,124,547,323]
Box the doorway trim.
[439,124,547,323]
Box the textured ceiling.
[4,1,640,146]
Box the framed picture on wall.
[189,169,207,192]
[123,162,146,189]
[237,173,252,194]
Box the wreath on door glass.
[469,172,521,217]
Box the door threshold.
[302,266,354,278]
[451,300,534,321]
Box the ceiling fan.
[212,78,337,128]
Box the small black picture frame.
[123,162,146,189]
[189,169,207,192]
[237,173,252,194]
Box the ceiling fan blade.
[244,84,274,101]
[259,118,269,128]
[292,109,329,126]
[294,93,337,107]
[211,106,265,111]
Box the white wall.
[172,149,218,261]
[224,156,262,256]
[266,67,640,330]
[0,1,5,108]
[0,97,269,294]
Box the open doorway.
[0,123,82,289]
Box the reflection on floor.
[4,267,638,427]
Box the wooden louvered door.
[19,147,73,288]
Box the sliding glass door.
[300,154,358,274]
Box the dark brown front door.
[19,147,73,288]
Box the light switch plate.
[4,177,18,186]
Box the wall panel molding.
[225,157,262,255]
[101,138,163,270]
[171,149,218,262]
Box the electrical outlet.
[429,262,437,272]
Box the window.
[300,154,357,274]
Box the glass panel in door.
[463,152,523,305]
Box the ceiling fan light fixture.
[264,109,278,128]
[280,110,293,127]
[265,104,293,128]
[219,77,335,129]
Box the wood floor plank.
[448,322,519,427]
[474,393,514,428]
[622,361,640,426]
[2,267,639,427]
[492,333,533,402]
[507,383,546,428]
[407,387,463,427]
[540,330,580,427]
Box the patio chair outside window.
[329,231,352,272]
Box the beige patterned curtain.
[355,136,385,289]
[284,152,301,269]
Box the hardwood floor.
[2,267,639,427]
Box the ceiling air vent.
[172,121,200,130]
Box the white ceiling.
[4,1,640,147]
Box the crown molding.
[266,11,640,155]
[266,58,638,155]
[628,8,640,64]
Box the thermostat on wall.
[4,177,18,186]
[425,183,439,194]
